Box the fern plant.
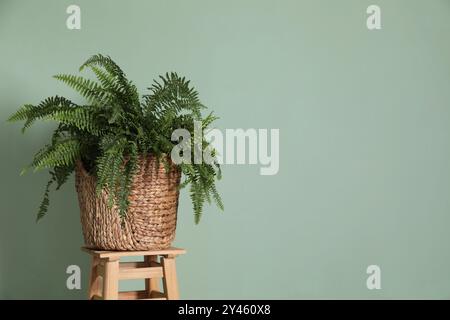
[8,54,223,224]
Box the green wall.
[1,0,450,299]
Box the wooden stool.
[82,247,186,300]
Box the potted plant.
[8,54,223,250]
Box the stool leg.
[102,258,119,300]
[88,256,101,299]
[145,255,160,297]
[162,256,179,300]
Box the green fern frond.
[8,96,75,132]
[191,181,205,224]
[79,54,125,78]
[143,72,205,121]
[54,74,107,105]
[116,141,138,218]
[36,177,54,221]
[215,162,222,180]
[210,183,224,211]
[79,54,140,110]
[91,66,117,90]
[7,104,35,122]
[54,165,75,190]
[202,112,219,130]
[48,107,101,135]
[32,139,80,170]
[95,136,126,196]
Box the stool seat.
[82,246,186,300]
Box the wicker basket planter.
[75,155,181,251]
[9,55,223,242]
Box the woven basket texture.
[75,155,181,251]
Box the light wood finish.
[162,257,179,300]
[119,266,163,280]
[97,261,105,276]
[88,256,102,300]
[143,291,166,300]
[83,247,185,300]
[119,290,166,300]
[120,261,161,269]
[145,256,160,297]
[82,246,186,259]
[102,258,119,300]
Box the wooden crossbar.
[119,266,163,280]
[118,290,166,300]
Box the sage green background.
[1,0,450,299]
